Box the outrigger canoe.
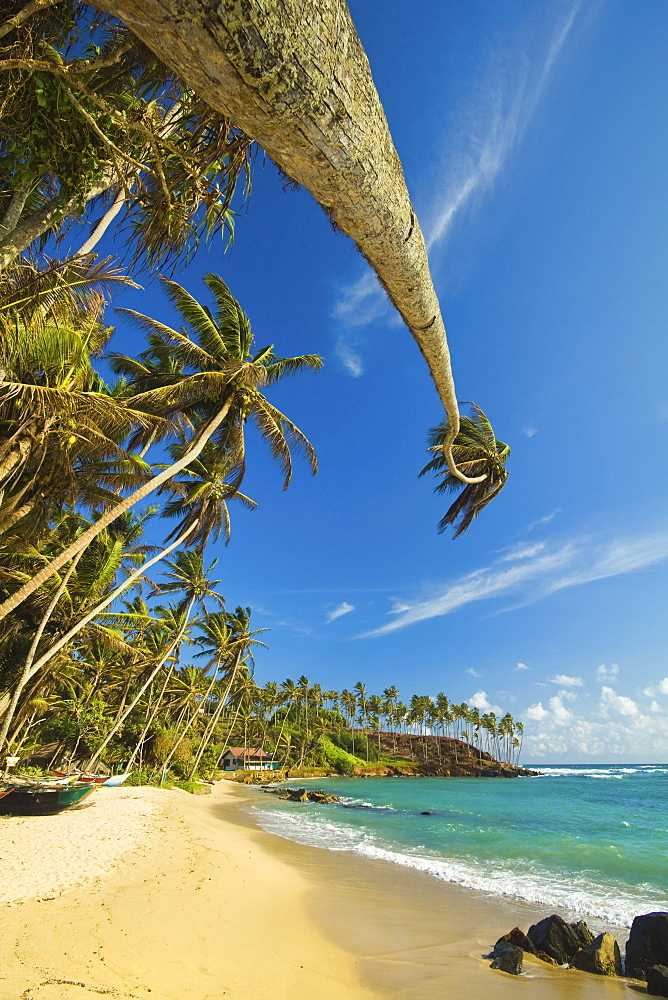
[0,780,96,815]
[51,770,132,786]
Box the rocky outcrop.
[626,913,668,980]
[647,965,668,997]
[495,927,537,955]
[527,914,593,965]
[571,932,623,976]
[263,787,342,804]
[490,942,523,975]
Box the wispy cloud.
[551,674,584,687]
[361,529,668,637]
[527,509,561,532]
[333,1,582,355]
[515,662,530,672]
[325,601,355,623]
[425,2,580,252]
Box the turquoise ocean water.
[250,765,668,928]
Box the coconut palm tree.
[420,404,510,538]
[85,549,222,768]
[0,274,321,623]
[91,0,496,487]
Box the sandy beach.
[0,781,638,1000]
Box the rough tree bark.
[90,0,481,483]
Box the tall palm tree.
[420,404,510,538]
[86,549,222,768]
[0,274,321,623]
[92,0,498,486]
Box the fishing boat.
[51,769,132,786]
[0,780,96,815]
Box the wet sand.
[0,781,638,1000]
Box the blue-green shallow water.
[250,765,668,928]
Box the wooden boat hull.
[0,782,96,814]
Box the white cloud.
[550,674,584,687]
[466,668,482,678]
[501,542,546,562]
[527,509,561,532]
[387,598,412,615]
[334,337,363,377]
[325,601,355,623]
[333,3,581,364]
[660,678,668,695]
[596,663,620,680]
[599,686,639,718]
[548,694,574,726]
[362,529,668,638]
[650,700,663,714]
[523,426,538,438]
[425,3,580,252]
[467,690,502,714]
[362,542,575,637]
[525,702,548,722]
[515,662,529,671]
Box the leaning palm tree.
[91,0,497,486]
[419,403,510,538]
[0,274,321,623]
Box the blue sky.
[89,0,668,762]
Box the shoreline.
[0,781,636,999]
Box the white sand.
[0,786,165,905]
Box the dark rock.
[626,913,668,980]
[527,914,593,965]
[495,928,537,955]
[571,932,622,976]
[421,811,433,815]
[536,951,559,966]
[647,965,668,997]
[572,921,595,949]
[490,942,523,975]
[278,787,341,804]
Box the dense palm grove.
[0,1,517,783]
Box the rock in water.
[495,928,537,955]
[490,942,524,975]
[527,914,593,965]
[626,913,668,980]
[647,965,668,997]
[571,933,623,976]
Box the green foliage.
[321,737,358,775]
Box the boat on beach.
[51,770,132,786]
[0,780,97,815]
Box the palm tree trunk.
[11,520,198,694]
[0,550,83,752]
[76,187,126,256]
[187,649,243,780]
[86,594,196,770]
[126,666,173,769]
[0,399,231,623]
[93,0,483,485]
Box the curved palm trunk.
[93,0,481,484]
[8,520,198,695]
[0,398,232,623]
[0,550,83,752]
[187,648,243,780]
[86,595,196,769]
[125,665,173,768]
